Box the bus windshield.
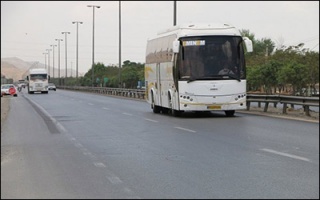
[177,36,246,81]
[30,74,47,81]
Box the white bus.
[145,23,253,117]
[26,68,50,94]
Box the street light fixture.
[61,31,71,85]
[50,44,57,78]
[87,4,100,87]
[72,21,83,84]
[55,39,63,86]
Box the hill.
[1,57,83,82]
[1,57,31,81]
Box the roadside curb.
[238,110,319,123]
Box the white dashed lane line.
[107,176,123,185]
[94,162,106,168]
[174,127,196,133]
[74,142,83,148]
[144,118,158,123]
[260,148,311,162]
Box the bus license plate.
[207,105,221,110]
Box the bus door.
[156,63,162,106]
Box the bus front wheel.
[169,95,181,117]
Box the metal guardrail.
[58,86,319,117]
[60,86,146,100]
[246,94,319,116]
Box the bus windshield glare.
[177,36,246,81]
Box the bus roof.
[149,23,241,41]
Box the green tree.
[278,61,309,95]
[121,60,144,88]
[247,65,263,92]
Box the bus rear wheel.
[151,93,160,113]
[225,110,235,117]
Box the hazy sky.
[1,1,319,74]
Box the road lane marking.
[123,188,141,199]
[174,127,196,133]
[144,118,158,122]
[88,103,94,105]
[123,112,133,116]
[103,107,109,110]
[94,162,106,168]
[74,143,83,148]
[83,151,92,156]
[107,176,123,185]
[260,148,311,162]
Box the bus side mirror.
[48,75,50,81]
[243,37,253,52]
[173,40,180,53]
[26,76,29,81]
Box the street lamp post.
[173,1,177,26]
[55,39,63,86]
[119,1,121,88]
[61,31,70,85]
[43,52,48,70]
[72,21,83,84]
[50,44,57,78]
[46,49,52,76]
[71,61,73,77]
[87,4,100,87]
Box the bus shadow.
[163,111,239,118]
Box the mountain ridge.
[1,57,83,82]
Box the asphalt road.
[1,89,319,199]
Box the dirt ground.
[1,96,10,128]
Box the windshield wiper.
[221,74,241,82]
[187,77,197,83]
[186,74,241,82]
